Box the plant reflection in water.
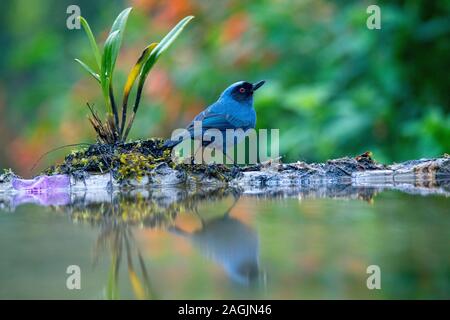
[52,188,261,298]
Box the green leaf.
[139,16,195,86]
[102,7,132,85]
[74,58,100,83]
[111,7,133,38]
[123,43,158,101]
[101,30,121,108]
[101,29,120,78]
[120,43,158,136]
[155,16,195,58]
[122,15,194,140]
[79,16,101,70]
[106,250,121,300]
[137,15,195,103]
[101,7,132,117]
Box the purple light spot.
[12,175,70,192]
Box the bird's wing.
[187,111,251,132]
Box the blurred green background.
[0,0,449,176]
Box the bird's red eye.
[239,88,245,93]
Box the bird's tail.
[163,138,182,149]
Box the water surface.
[0,186,449,299]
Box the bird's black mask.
[230,82,256,102]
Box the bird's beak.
[252,80,266,91]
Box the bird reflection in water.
[170,196,263,286]
[50,189,263,297]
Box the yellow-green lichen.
[43,138,238,183]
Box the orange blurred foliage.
[221,12,249,44]
[131,0,195,25]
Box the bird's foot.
[230,164,242,178]
[256,157,283,170]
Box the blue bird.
[163,80,265,154]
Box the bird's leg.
[230,164,241,177]
[223,152,235,165]
[257,156,283,168]
[187,139,203,164]
[222,194,240,218]
[168,226,190,237]
[192,144,203,164]
[202,145,235,165]
[201,145,214,164]
[219,145,235,165]
[192,207,206,228]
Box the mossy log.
[1,147,449,200]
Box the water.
[0,186,449,299]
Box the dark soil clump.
[43,138,236,182]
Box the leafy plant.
[76,7,194,143]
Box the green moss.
[117,153,157,181]
[44,138,171,181]
[44,138,240,183]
